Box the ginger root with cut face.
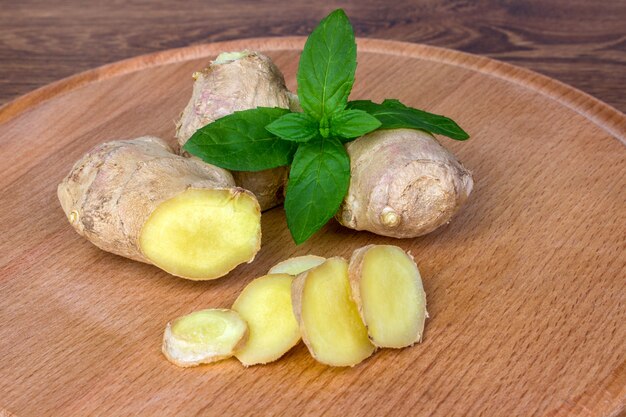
[58,136,261,280]
[336,128,473,238]
[176,51,294,211]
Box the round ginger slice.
[162,308,248,367]
[140,188,261,280]
[349,245,427,348]
[292,257,375,367]
[268,255,326,276]
[232,274,301,366]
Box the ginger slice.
[162,309,248,367]
[140,188,261,280]
[232,274,301,366]
[292,257,375,367]
[349,245,427,348]
[268,255,326,275]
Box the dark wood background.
[1,0,625,112]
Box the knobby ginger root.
[176,50,294,211]
[232,274,301,366]
[58,136,261,280]
[292,257,375,367]
[349,245,427,348]
[231,168,289,212]
[162,309,248,367]
[337,129,473,238]
[268,255,326,275]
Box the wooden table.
[1,0,625,112]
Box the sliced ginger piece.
[162,308,248,367]
[268,255,326,275]
[292,257,375,367]
[140,188,261,280]
[232,274,301,366]
[349,245,427,348]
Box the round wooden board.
[0,37,624,417]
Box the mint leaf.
[183,107,296,171]
[297,9,357,121]
[266,112,320,142]
[330,109,381,140]
[347,99,470,140]
[284,137,350,244]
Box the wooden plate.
[0,37,624,417]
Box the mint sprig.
[184,9,470,244]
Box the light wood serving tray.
[0,37,624,417]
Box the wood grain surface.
[0,37,625,417]
[1,0,625,112]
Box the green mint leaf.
[347,99,470,140]
[297,9,357,121]
[330,109,381,140]
[183,107,296,171]
[265,112,320,142]
[379,99,405,108]
[284,137,350,244]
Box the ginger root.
[162,309,248,367]
[337,129,473,238]
[349,245,427,348]
[176,50,293,211]
[268,255,326,276]
[292,257,375,367]
[232,274,301,366]
[58,136,261,280]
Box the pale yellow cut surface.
[301,258,375,367]
[359,245,426,348]
[162,308,247,367]
[233,274,300,366]
[268,255,326,276]
[213,50,250,64]
[140,188,261,280]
